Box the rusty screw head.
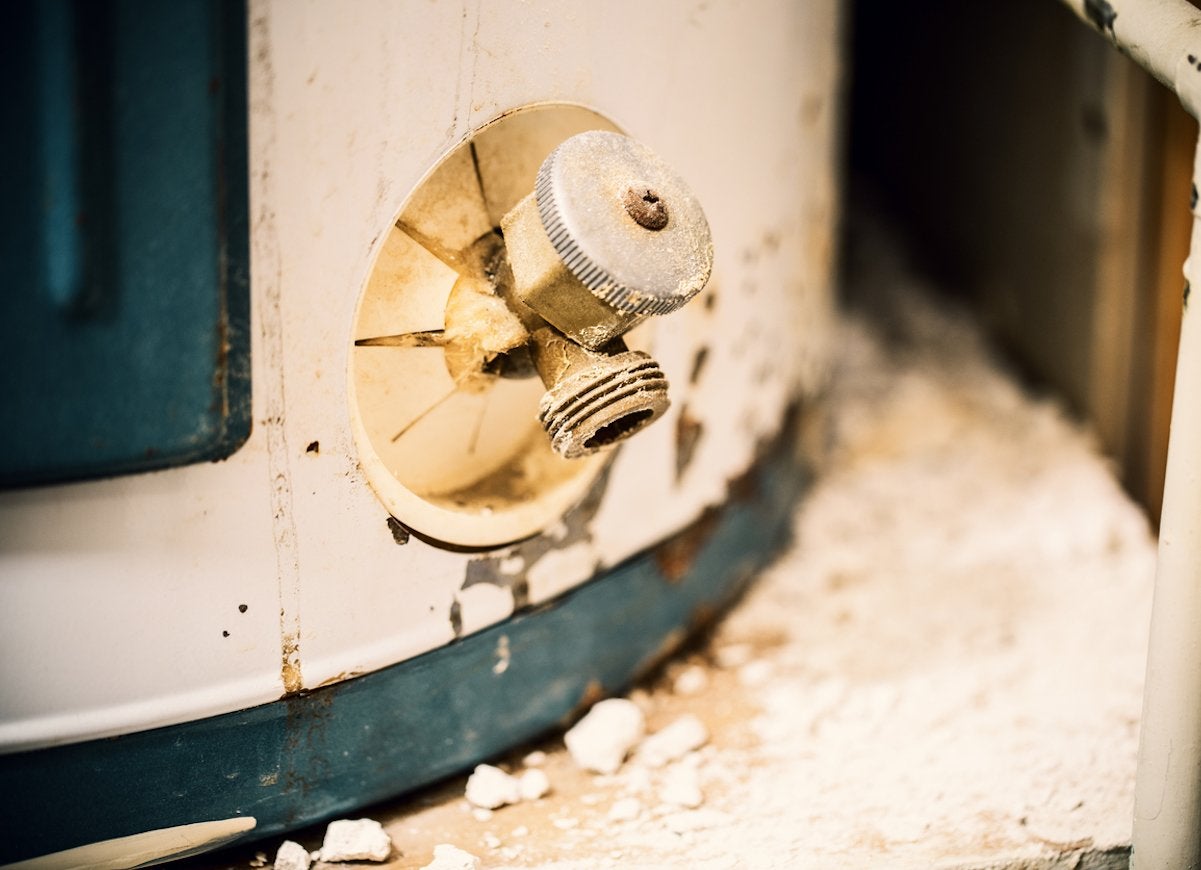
[623,187,669,231]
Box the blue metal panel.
[0,0,250,486]
[0,444,807,865]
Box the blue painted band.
[0,443,806,864]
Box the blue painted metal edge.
[0,440,807,864]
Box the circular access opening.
[348,104,627,548]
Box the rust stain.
[654,506,720,583]
[570,679,605,721]
[674,408,704,481]
[314,669,364,689]
[635,627,687,680]
[280,631,302,694]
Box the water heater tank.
[0,1,843,864]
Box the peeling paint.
[527,541,598,602]
[455,583,514,636]
[1084,0,1117,36]
[386,516,411,546]
[462,466,611,608]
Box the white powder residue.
[672,664,709,695]
[635,714,709,768]
[250,242,1155,869]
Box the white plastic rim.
[347,103,626,548]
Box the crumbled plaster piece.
[511,825,529,837]
[465,763,521,809]
[522,750,547,767]
[482,832,502,850]
[714,644,753,668]
[471,808,493,822]
[673,664,709,695]
[565,698,646,774]
[659,765,704,809]
[608,797,643,822]
[251,852,268,868]
[420,843,481,870]
[317,819,392,862]
[738,659,775,687]
[519,767,551,800]
[636,714,709,768]
[273,841,310,870]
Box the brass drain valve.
[500,131,714,459]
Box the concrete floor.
[189,248,1155,870]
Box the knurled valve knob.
[501,130,714,350]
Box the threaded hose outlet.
[537,350,669,459]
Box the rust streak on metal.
[654,507,721,583]
[623,187,669,230]
[281,631,302,694]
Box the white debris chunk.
[420,843,481,870]
[738,659,775,687]
[608,797,643,822]
[714,644,753,668]
[273,841,310,870]
[511,825,529,837]
[636,714,709,768]
[465,763,521,809]
[471,808,493,822]
[482,832,502,849]
[553,817,579,830]
[673,664,709,695]
[565,698,646,774]
[659,765,704,809]
[522,749,547,767]
[251,851,268,868]
[519,767,551,800]
[317,819,392,862]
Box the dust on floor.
[205,260,1155,870]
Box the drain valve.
[501,130,713,458]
